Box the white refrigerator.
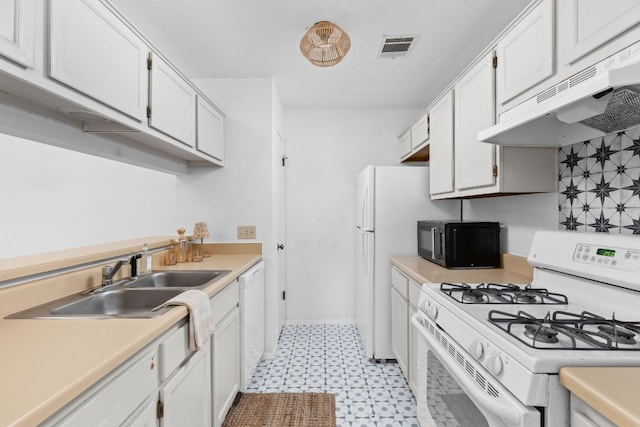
[355,165,459,360]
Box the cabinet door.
[0,0,35,68]
[408,304,418,395]
[398,130,411,159]
[428,91,455,196]
[212,307,240,427]
[454,52,496,191]
[124,398,157,427]
[49,0,147,120]
[148,52,196,147]
[411,113,429,149]
[390,286,408,379]
[161,346,211,427]
[496,0,554,105]
[560,0,640,65]
[196,96,224,161]
[57,351,158,427]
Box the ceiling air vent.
[378,35,418,59]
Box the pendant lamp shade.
[300,21,351,67]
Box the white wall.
[284,108,420,322]
[181,78,281,354]
[463,192,559,256]
[0,133,177,259]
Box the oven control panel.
[573,243,640,271]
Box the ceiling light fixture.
[300,21,351,67]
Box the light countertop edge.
[0,247,261,427]
[560,367,640,427]
[390,254,533,285]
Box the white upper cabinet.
[559,0,640,66]
[148,52,196,147]
[49,0,147,121]
[0,0,35,68]
[410,113,429,149]
[398,130,411,159]
[196,96,224,161]
[454,52,496,192]
[496,0,554,106]
[428,91,454,196]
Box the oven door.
[411,312,541,427]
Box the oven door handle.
[411,313,522,426]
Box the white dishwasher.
[238,260,265,391]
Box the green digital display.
[597,248,616,257]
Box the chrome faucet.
[101,258,128,286]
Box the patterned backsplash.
[559,126,640,234]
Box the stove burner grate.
[440,282,569,305]
[488,309,640,350]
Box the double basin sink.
[7,270,231,319]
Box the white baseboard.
[262,343,279,360]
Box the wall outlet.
[237,225,256,239]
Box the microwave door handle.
[411,313,523,426]
[431,228,437,260]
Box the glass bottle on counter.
[176,228,188,263]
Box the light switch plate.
[237,226,256,239]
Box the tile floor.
[246,324,419,427]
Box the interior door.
[276,131,287,329]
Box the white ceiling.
[109,0,531,109]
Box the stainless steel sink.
[6,289,184,319]
[122,270,230,289]
[5,269,230,319]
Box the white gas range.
[411,230,640,427]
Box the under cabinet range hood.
[479,41,640,147]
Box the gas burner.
[462,289,487,303]
[524,324,559,343]
[515,292,539,304]
[597,325,637,345]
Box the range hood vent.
[579,88,640,133]
[378,35,417,59]
[478,41,640,147]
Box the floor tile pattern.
[246,324,418,427]
[559,126,640,234]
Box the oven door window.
[427,350,489,426]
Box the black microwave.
[418,220,500,269]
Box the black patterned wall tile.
[620,127,640,170]
[621,208,640,235]
[584,134,621,175]
[584,171,620,210]
[619,167,640,210]
[559,175,585,209]
[585,209,620,233]
[559,208,586,232]
[559,144,586,178]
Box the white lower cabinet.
[53,349,159,427]
[211,280,241,427]
[390,285,408,378]
[124,398,158,427]
[570,394,616,427]
[160,346,211,427]
[407,279,421,395]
